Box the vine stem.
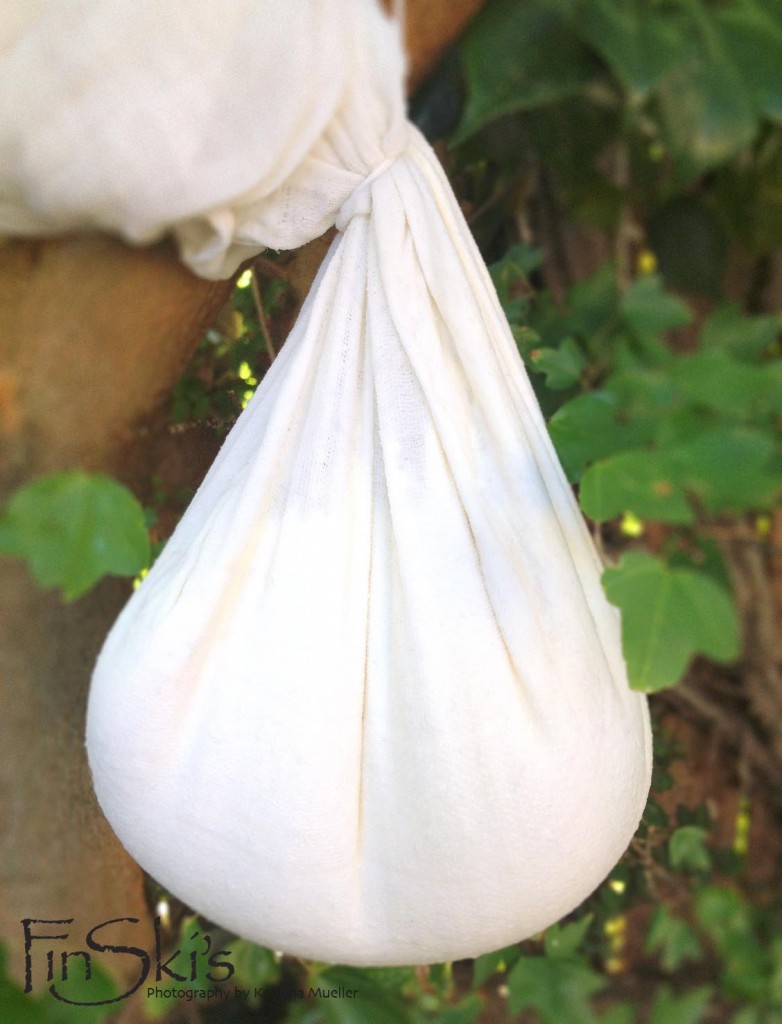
[250,267,277,363]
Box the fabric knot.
[335,157,397,233]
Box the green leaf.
[669,826,712,873]
[544,915,593,960]
[0,472,150,601]
[39,959,120,1024]
[604,366,678,417]
[651,407,712,449]
[576,0,686,98]
[695,886,749,940]
[674,350,782,420]
[426,994,484,1024]
[701,304,781,360]
[732,1009,764,1024]
[620,275,692,339]
[472,945,520,988]
[0,516,23,557]
[694,886,770,1003]
[648,985,712,1024]
[350,966,415,996]
[455,0,595,142]
[602,553,741,692]
[714,3,782,122]
[507,957,604,1024]
[671,426,780,514]
[654,7,760,180]
[490,241,543,282]
[226,941,279,989]
[597,1006,636,1024]
[489,243,540,322]
[0,946,47,1024]
[530,337,586,389]
[579,450,694,524]
[770,937,782,1007]
[549,392,652,482]
[646,907,703,971]
[315,968,409,1024]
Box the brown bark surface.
[0,236,234,988]
[402,0,487,89]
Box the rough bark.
[402,0,487,89]
[0,236,234,994]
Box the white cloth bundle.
[0,0,406,278]
[2,0,652,965]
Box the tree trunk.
[0,236,235,996]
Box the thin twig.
[254,255,292,280]
[658,684,782,806]
[250,267,277,363]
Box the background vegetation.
[1,0,781,1020]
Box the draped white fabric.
[87,131,652,967]
[2,0,653,965]
[0,0,407,276]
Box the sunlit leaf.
[602,553,740,691]
[579,450,693,524]
[0,472,150,601]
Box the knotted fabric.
[0,0,653,966]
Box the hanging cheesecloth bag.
[1,0,652,966]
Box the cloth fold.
[0,0,408,277]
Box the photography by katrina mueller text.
[20,918,360,1008]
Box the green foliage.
[648,985,713,1024]
[695,887,774,1004]
[544,914,595,959]
[530,336,586,389]
[669,826,712,873]
[139,915,224,1021]
[597,1007,636,1024]
[0,471,149,600]
[471,944,520,987]
[227,937,280,994]
[40,964,119,1024]
[0,946,47,1024]
[603,553,740,691]
[457,0,782,186]
[312,968,410,1024]
[171,266,290,427]
[646,906,704,972]
[579,451,694,524]
[0,944,118,1024]
[455,0,596,143]
[506,955,605,1022]
[488,240,779,691]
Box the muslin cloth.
[1,0,652,965]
